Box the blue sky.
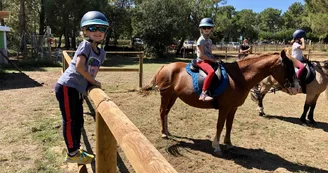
[223,0,304,13]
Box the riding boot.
[199,91,213,101]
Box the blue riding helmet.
[80,11,109,28]
[199,18,214,28]
[293,29,306,39]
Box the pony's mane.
[238,52,280,63]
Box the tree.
[235,9,257,42]
[213,5,237,42]
[282,2,305,29]
[257,8,282,33]
[19,0,27,57]
[304,0,328,39]
[132,0,194,57]
[103,0,133,47]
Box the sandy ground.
[1,57,328,172]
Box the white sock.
[68,149,79,156]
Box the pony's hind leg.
[160,92,177,138]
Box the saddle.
[298,61,316,93]
[190,59,222,95]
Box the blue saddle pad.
[186,63,229,96]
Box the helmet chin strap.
[86,37,103,44]
[202,33,210,37]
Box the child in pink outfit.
[291,29,307,78]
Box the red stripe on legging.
[63,86,73,148]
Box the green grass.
[28,115,63,173]
[1,59,62,72]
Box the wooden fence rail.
[62,50,177,173]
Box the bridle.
[250,55,298,96]
[279,56,297,89]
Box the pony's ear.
[323,60,328,68]
[280,47,292,59]
[280,49,287,59]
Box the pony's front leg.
[307,103,317,124]
[212,109,229,156]
[224,108,237,149]
[257,98,265,116]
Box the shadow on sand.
[263,114,328,132]
[0,72,43,90]
[167,135,328,173]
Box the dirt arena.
[1,55,328,173]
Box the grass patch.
[29,117,63,173]
[1,59,62,72]
[31,149,61,173]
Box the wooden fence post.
[225,47,227,59]
[96,111,117,173]
[139,54,144,88]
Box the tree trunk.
[63,12,70,49]
[19,0,27,58]
[39,0,45,35]
[175,37,185,55]
[58,34,62,48]
[64,28,70,49]
[71,30,76,49]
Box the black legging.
[55,83,84,153]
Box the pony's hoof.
[161,134,169,139]
[225,143,234,149]
[308,119,317,125]
[259,112,265,116]
[213,150,223,157]
[300,118,307,125]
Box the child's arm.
[198,45,216,63]
[76,55,101,87]
[299,38,306,50]
[239,48,250,53]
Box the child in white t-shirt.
[291,29,307,78]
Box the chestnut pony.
[143,49,300,155]
[251,60,328,124]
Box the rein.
[253,56,295,95]
[279,56,296,89]
[250,86,282,95]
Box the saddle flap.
[185,63,229,98]
[300,62,316,85]
[198,65,222,96]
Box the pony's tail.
[141,65,165,92]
